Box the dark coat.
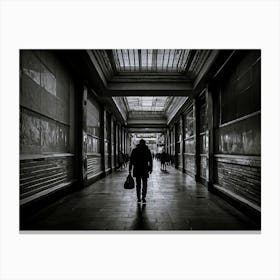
[160,152,167,164]
[129,144,153,178]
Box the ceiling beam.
[126,127,166,133]
[193,50,219,89]
[106,50,118,75]
[105,89,192,97]
[127,119,166,125]
[110,75,189,83]
[86,50,108,87]
[108,81,192,91]
[183,50,196,74]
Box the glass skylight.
[112,49,190,72]
[125,96,172,111]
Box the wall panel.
[212,50,261,211]
[20,50,77,205]
[20,154,75,206]
[214,155,261,208]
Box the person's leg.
[142,177,148,203]
[136,177,141,202]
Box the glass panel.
[125,96,171,111]
[112,49,190,72]
[157,49,164,70]
[185,108,194,138]
[41,64,56,96]
[147,49,153,71]
[117,50,124,68]
[129,49,135,70]
[168,49,175,70]
[133,49,139,70]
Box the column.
[206,86,214,190]
[194,97,200,182]
[108,112,112,172]
[77,85,87,188]
[100,105,105,176]
[181,114,185,172]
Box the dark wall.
[20,50,75,154]
[20,50,77,205]
[167,50,261,212]
[213,50,261,209]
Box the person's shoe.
[142,198,146,204]
[137,199,141,204]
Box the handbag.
[124,174,135,189]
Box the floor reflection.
[130,204,151,230]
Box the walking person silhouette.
[160,149,167,171]
[129,139,153,204]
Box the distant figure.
[129,139,153,204]
[124,153,129,167]
[166,153,170,165]
[118,150,125,169]
[160,150,167,171]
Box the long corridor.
[21,160,259,231]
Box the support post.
[175,124,179,169]
[77,85,88,188]
[181,113,185,172]
[194,98,200,182]
[100,105,105,176]
[108,112,112,172]
[206,86,214,190]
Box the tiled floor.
[21,161,260,231]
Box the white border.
[1,0,280,279]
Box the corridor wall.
[20,50,76,206]
[167,50,261,214]
[212,51,261,211]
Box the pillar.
[181,113,185,172]
[206,86,214,190]
[108,112,112,172]
[77,85,88,188]
[100,105,105,176]
[194,97,200,182]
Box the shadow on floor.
[129,204,151,230]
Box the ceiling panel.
[125,96,172,111]
[112,49,191,72]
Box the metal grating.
[112,49,191,72]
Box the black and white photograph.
[1,1,280,280]
[19,49,261,231]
